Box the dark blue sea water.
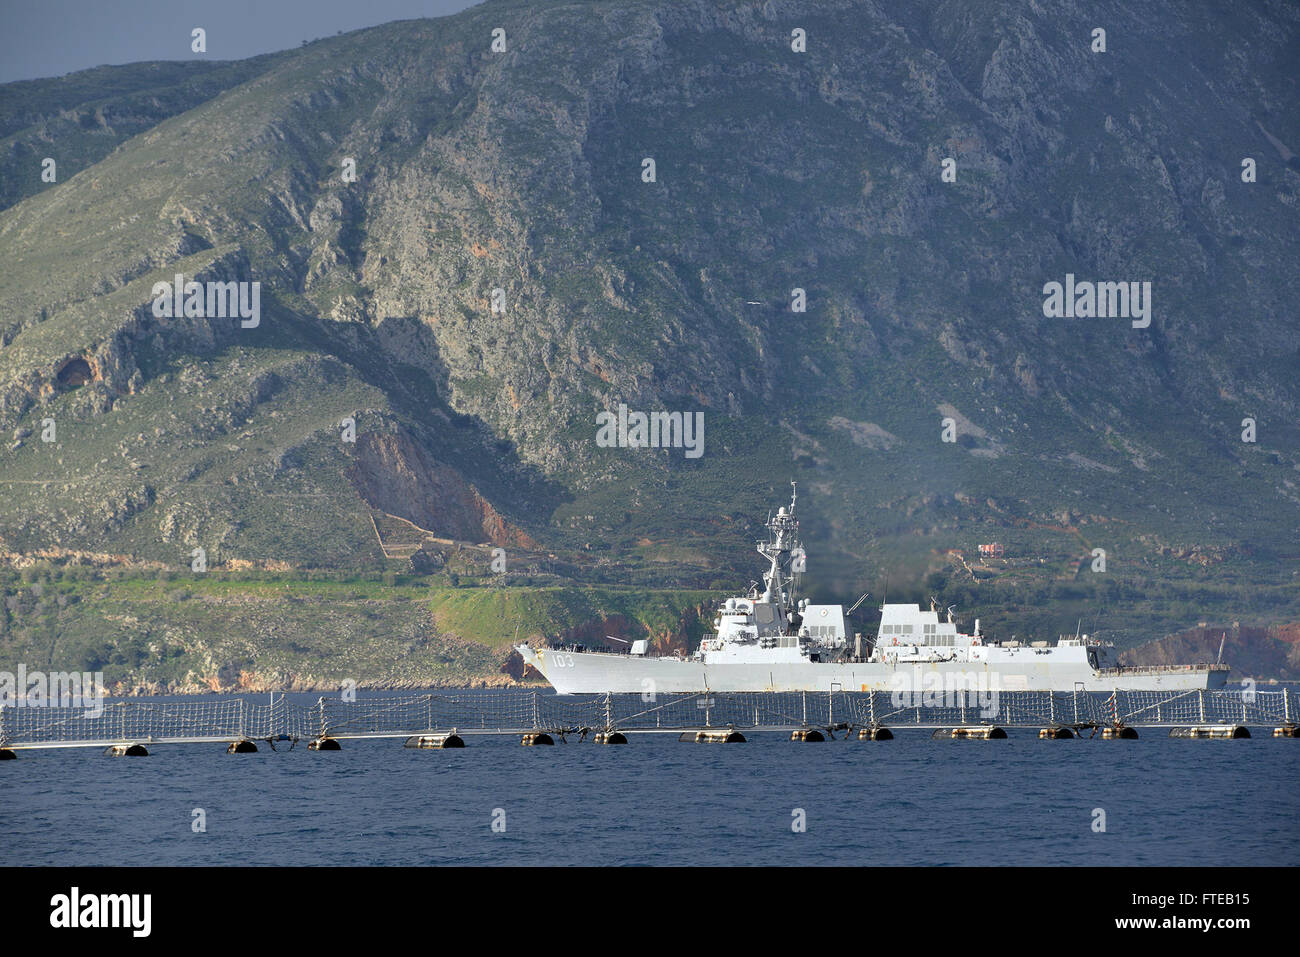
[6,710,1298,866]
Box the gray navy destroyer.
[517,484,1229,694]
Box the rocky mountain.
[1122,623,1300,682]
[1,0,1298,681]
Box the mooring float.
[790,728,826,742]
[857,725,893,740]
[1169,725,1250,739]
[933,726,1007,739]
[1039,726,1074,739]
[404,732,465,748]
[105,743,149,756]
[682,729,746,743]
[1100,724,1139,739]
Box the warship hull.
[517,645,1228,694]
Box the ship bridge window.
[923,624,936,635]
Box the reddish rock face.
[348,429,535,548]
[1120,624,1300,681]
[499,649,543,682]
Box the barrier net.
[1,688,1294,747]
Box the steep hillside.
[0,56,290,213]
[1,0,1298,678]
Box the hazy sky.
[0,0,486,83]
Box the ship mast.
[758,481,801,611]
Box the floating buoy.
[105,743,148,756]
[1274,724,1300,738]
[1170,725,1250,739]
[934,726,1007,739]
[308,737,342,750]
[1039,726,1074,739]
[405,733,465,749]
[790,728,826,742]
[858,726,893,740]
[682,729,745,743]
[1101,725,1138,739]
[0,748,17,760]
[521,732,554,746]
[593,731,627,744]
[226,739,258,753]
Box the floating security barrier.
[933,726,1008,739]
[593,731,627,744]
[405,733,465,749]
[681,729,746,743]
[105,743,149,756]
[226,739,259,753]
[857,726,893,740]
[1100,725,1139,739]
[1039,726,1074,739]
[1274,723,1300,738]
[521,732,554,746]
[790,728,826,742]
[1169,725,1251,739]
[308,737,342,751]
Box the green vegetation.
[0,563,718,689]
[1,1,1297,686]
[1,553,1296,688]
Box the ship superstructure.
[517,484,1229,694]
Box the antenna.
[1217,632,1226,665]
[846,592,870,616]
